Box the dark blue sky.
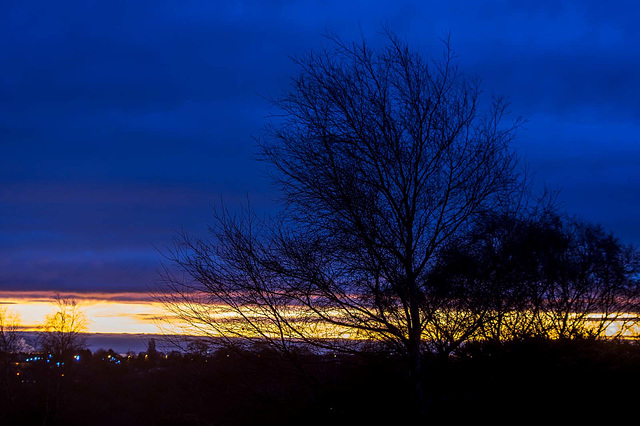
[1,0,639,293]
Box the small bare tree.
[160,31,526,407]
[41,294,88,359]
[0,306,21,357]
[0,306,22,403]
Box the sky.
[1,1,639,331]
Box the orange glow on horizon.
[0,291,166,334]
[4,291,638,340]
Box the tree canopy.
[158,32,640,406]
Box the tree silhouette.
[430,212,640,343]
[426,209,562,348]
[537,218,640,339]
[0,306,21,358]
[41,294,88,359]
[160,31,527,407]
[0,307,22,406]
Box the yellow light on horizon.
[1,291,166,334]
[4,291,638,341]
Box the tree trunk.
[408,338,425,417]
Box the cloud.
[0,290,159,304]
[1,0,638,294]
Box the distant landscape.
[20,332,166,356]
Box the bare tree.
[426,209,561,348]
[430,211,640,343]
[160,31,525,406]
[0,306,21,358]
[537,219,640,339]
[41,294,88,359]
[0,307,22,403]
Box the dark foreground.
[2,339,639,425]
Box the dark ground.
[2,339,638,425]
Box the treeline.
[164,209,640,360]
[423,211,640,355]
[1,338,639,425]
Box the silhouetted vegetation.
[1,338,639,425]
[158,31,640,416]
[427,211,640,352]
[159,30,531,410]
[0,306,23,411]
